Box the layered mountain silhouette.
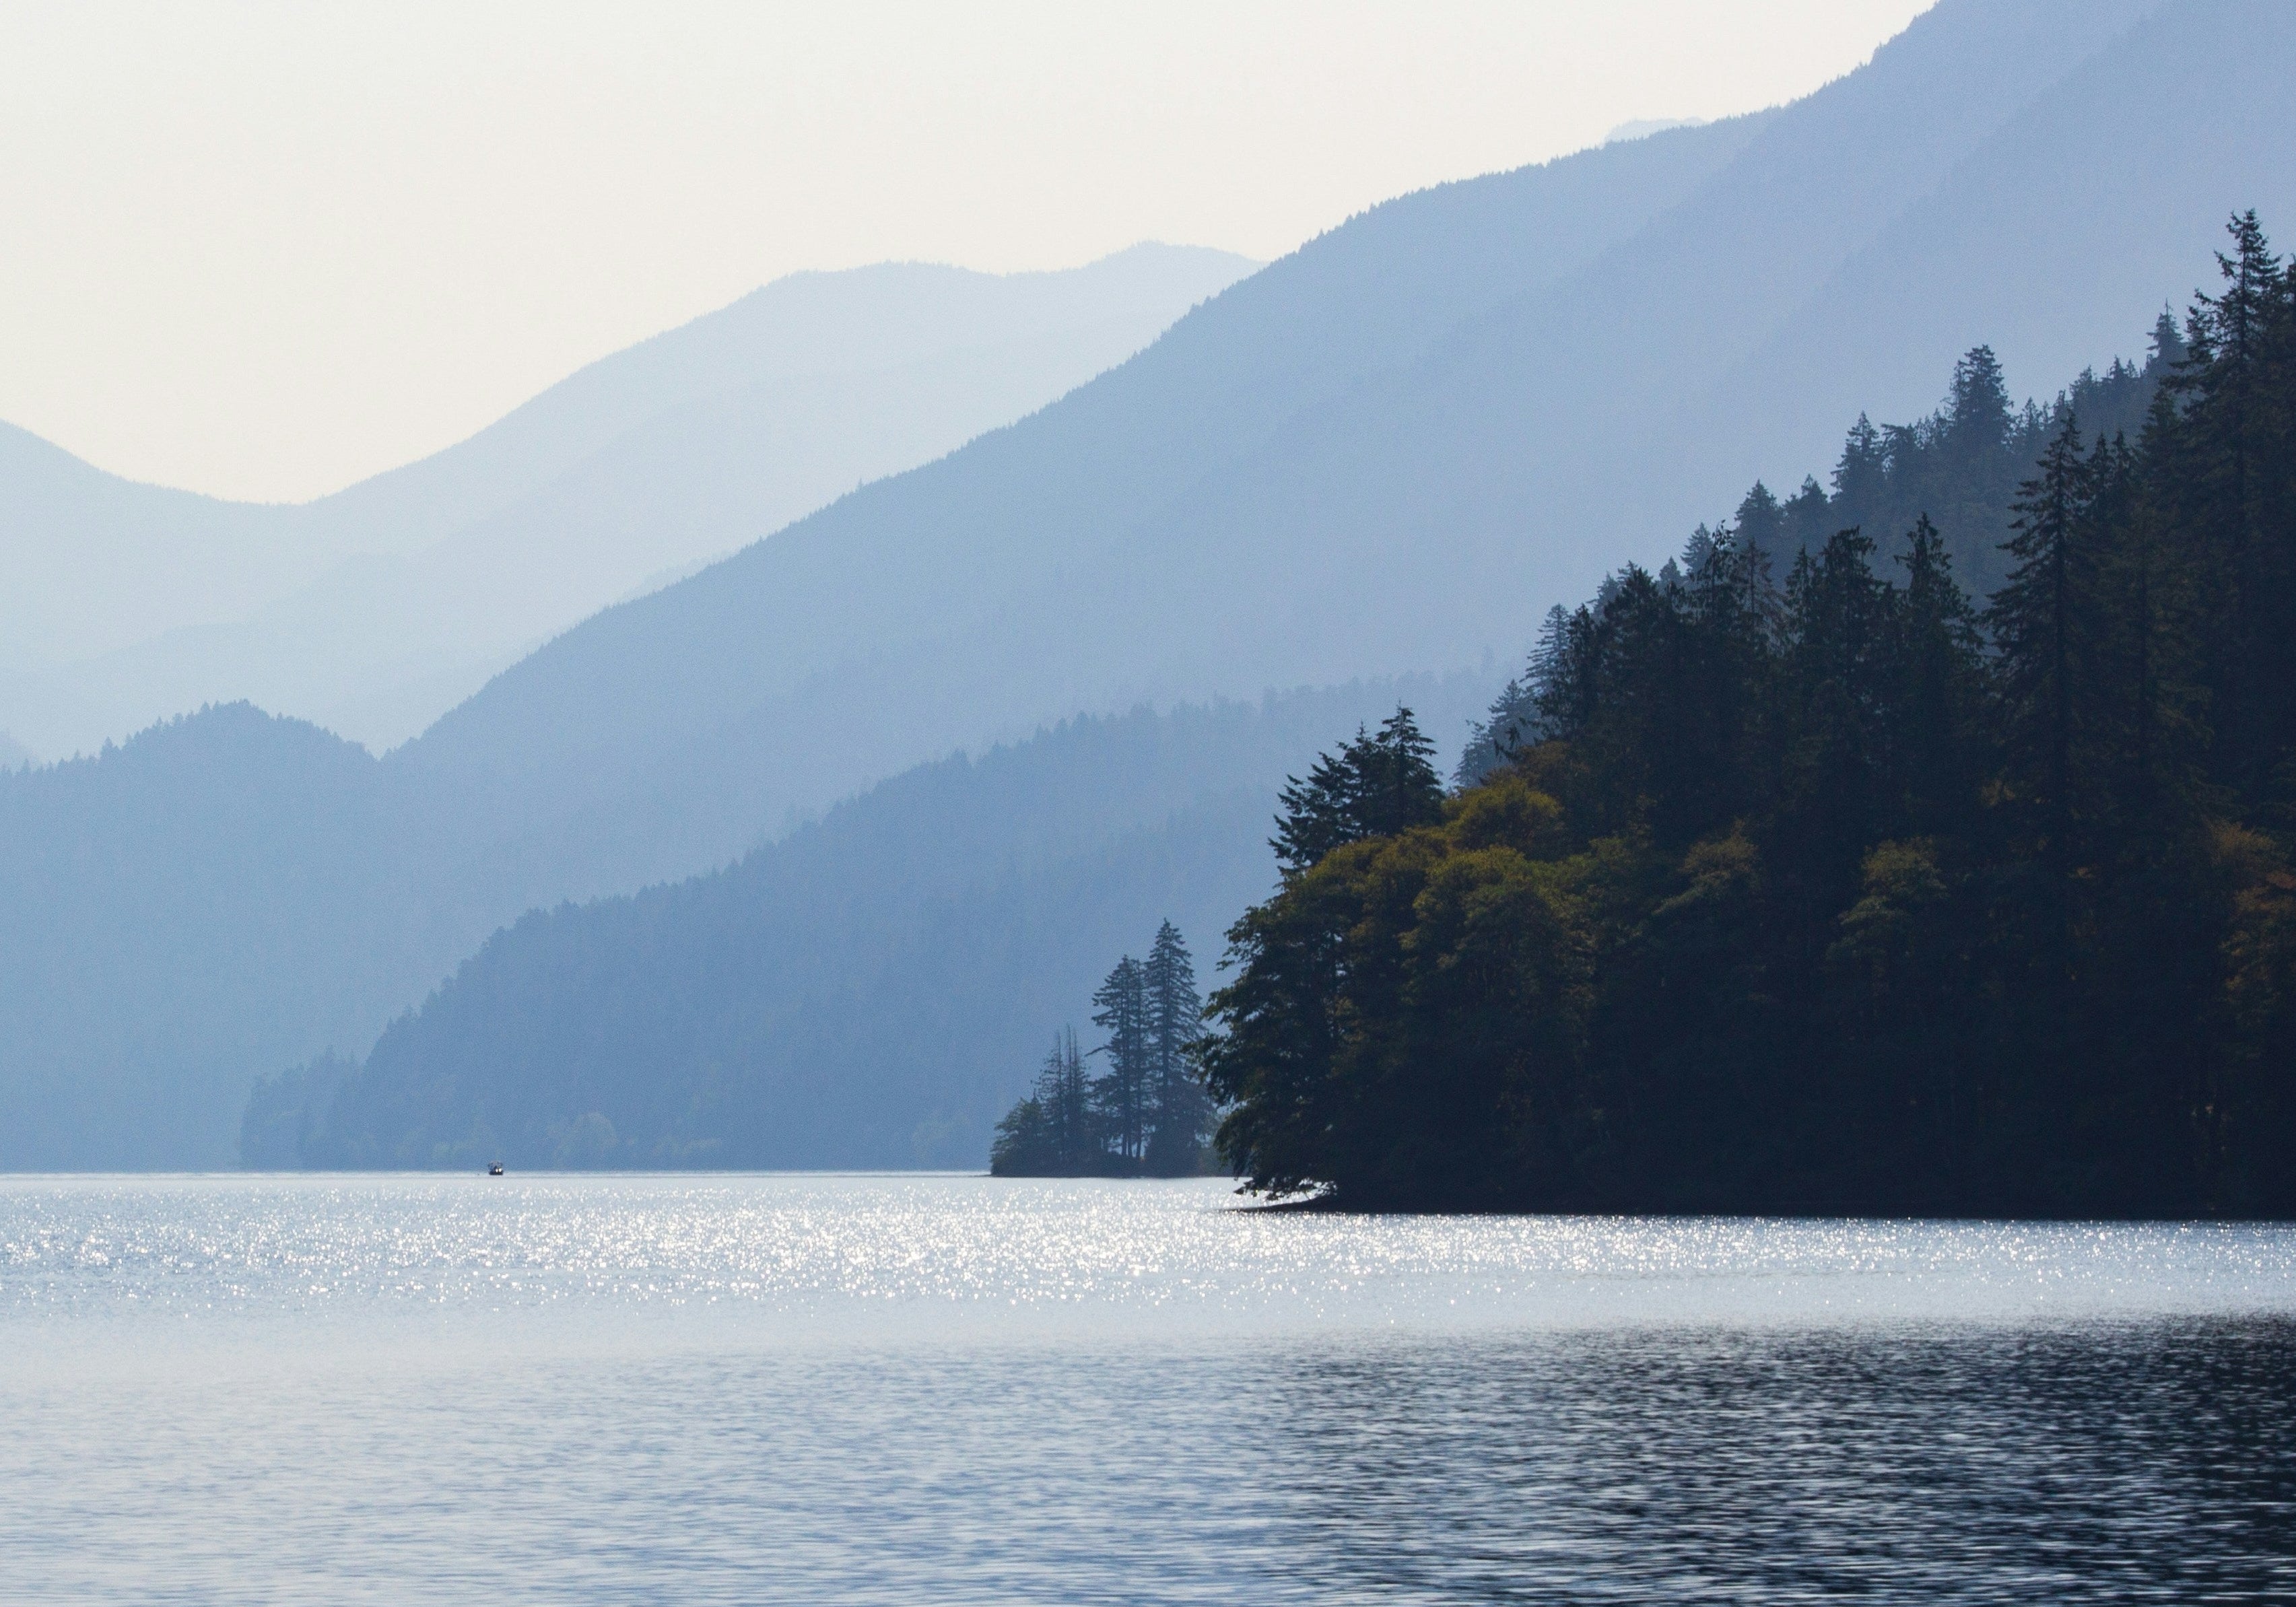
[1,244,1255,755]
[394,0,2288,908]
[5,0,2291,1169]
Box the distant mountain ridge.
[1,244,1257,754]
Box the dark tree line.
[1456,338,2180,788]
[1203,213,2296,1216]
[990,920,1215,1176]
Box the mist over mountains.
[392,0,2290,905]
[0,244,1254,757]
[5,0,2291,1172]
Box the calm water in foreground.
[3,1174,2293,1604]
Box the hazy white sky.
[0,1,1933,503]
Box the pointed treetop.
[1944,345,2012,456]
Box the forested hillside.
[1206,217,2296,1216]
[0,707,427,1169]
[242,677,1491,1171]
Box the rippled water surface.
[4,1173,2293,1602]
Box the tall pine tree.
[1091,957,1152,1164]
[1989,413,2101,872]
[1271,706,1444,872]
[1141,922,1211,1175]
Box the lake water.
[3,1173,2293,1603]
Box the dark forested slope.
[261,679,1491,1170]
[1205,217,2296,1216]
[250,303,2220,1182]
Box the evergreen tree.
[1889,514,1990,835]
[991,1027,1095,1176]
[1988,413,2099,870]
[1943,345,2014,465]
[1833,414,1888,513]
[1456,609,1567,786]
[1780,528,1899,896]
[1454,673,1536,788]
[1271,745,1367,874]
[1141,921,1211,1175]
[988,1096,1053,1175]
[1047,1025,1093,1166]
[1732,481,1786,559]
[1531,603,1606,741]
[1271,706,1443,872]
[1091,956,1152,1164]
[1199,856,1359,1201]
[2150,306,2189,375]
[2161,211,2294,804]
[1356,708,1444,839]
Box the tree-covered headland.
[1201,215,2296,1217]
[991,921,1217,1176]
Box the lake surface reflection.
[3,1174,2292,1602]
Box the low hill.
[254,677,1497,1171]
[0,707,427,1169]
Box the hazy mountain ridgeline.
[1,245,1256,757]
[1663,0,2296,537]
[384,110,1773,890]
[0,424,344,695]
[0,707,426,1169]
[244,675,1495,1171]
[387,0,2288,914]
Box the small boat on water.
[487,1161,505,1176]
